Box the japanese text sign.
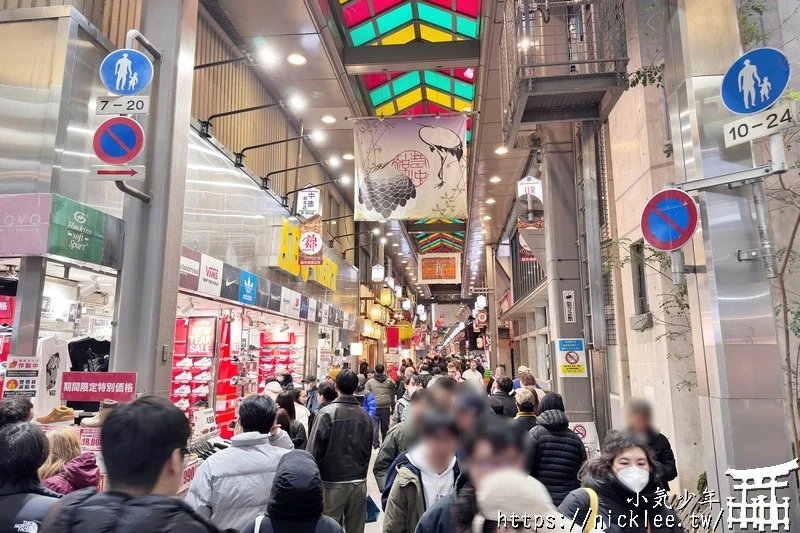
[297,187,321,218]
[2,355,40,398]
[299,220,324,266]
[61,371,137,402]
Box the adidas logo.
[243,277,254,294]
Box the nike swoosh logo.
[225,279,236,287]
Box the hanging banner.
[297,187,322,218]
[299,220,324,266]
[418,253,461,284]
[354,116,467,221]
[517,219,543,263]
[61,371,137,402]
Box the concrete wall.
[603,0,704,493]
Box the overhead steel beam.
[407,222,467,234]
[344,41,480,75]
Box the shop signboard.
[257,277,271,309]
[219,264,241,302]
[61,371,137,402]
[187,318,216,356]
[0,194,51,256]
[289,290,302,318]
[556,338,588,378]
[517,175,543,202]
[279,288,292,316]
[298,220,324,266]
[418,253,461,284]
[315,301,323,323]
[267,282,282,312]
[297,187,321,218]
[270,220,338,292]
[299,296,310,319]
[239,270,258,306]
[179,247,201,291]
[2,355,40,398]
[48,195,105,265]
[569,421,600,459]
[517,219,543,263]
[308,299,317,322]
[0,296,14,320]
[198,254,223,297]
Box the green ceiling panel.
[393,71,422,95]
[455,15,478,38]
[350,23,377,46]
[377,3,414,34]
[417,3,452,31]
[453,79,474,100]
[370,85,393,106]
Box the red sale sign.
[61,372,137,402]
[187,317,216,356]
[79,428,102,451]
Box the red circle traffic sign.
[565,351,579,364]
[573,424,587,439]
[93,116,145,165]
[641,188,698,252]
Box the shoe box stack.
[172,318,215,414]
[257,336,304,394]
[215,316,241,439]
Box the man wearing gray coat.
[185,395,291,531]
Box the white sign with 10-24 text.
[724,101,795,148]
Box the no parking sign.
[641,188,698,252]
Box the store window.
[630,241,649,315]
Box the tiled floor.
[365,449,385,533]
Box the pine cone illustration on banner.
[358,163,417,218]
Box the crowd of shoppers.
[0,353,682,533]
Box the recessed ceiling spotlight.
[371,227,381,235]
[379,237,387,244]
[342,153,354,161]
[402,260,408,264]
[310,91,324,99]
[309,130,325,142]
[489,176,501,183]
[287,95,305,109]
[386,232,394,237]
[392,243,399,247]
[486,198,496,204]
[379,219,387,223]
[259,48,278,64]
[327,157,340,168]
[287,54,307,65]
[397,251,403,255]
[339,175,351,185]
[321,115,337,124]
[482,215,492,221]
[494,146,509,155]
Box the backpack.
[582,488,599,533]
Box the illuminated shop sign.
[273,220,338,292]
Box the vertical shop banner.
[297,187,321,218]
[298,220,324,266]
[256,277,271,309]
[187,317,217,356]
[556,338,588,378]
[2,355,40,398]
[239,270,257,305]
[308,299,317,323]
[315,301,323,323]
[220,264,241,302]
[418,253,461,284]
[47,195,105,264]
[179,247,201,291]
[386,327,400,348]
[0,194,51,255]
[517,219,543,262]
[198,254,223,297]
[268,282,283,312]
[354,116,467,221]
[61,372,137,402]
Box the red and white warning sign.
[556,338,587,378]
[569,421,600,458]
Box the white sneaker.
[192,384,210,395]
[174,398,190,410]
[174,384,191,396]
[193,371,212,382]
[246,371,258,380]
[174,371,192,382]
[193,357,213,369]
[175,358,193,368]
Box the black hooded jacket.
[526,409,587,505]
[558,475,683,533]
[0,481,60,533]
[42,488,230,533]
[240,451,343,533]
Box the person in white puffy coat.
[185,395,291,531]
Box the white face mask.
[304,384,312,391]
[616,466,650,493]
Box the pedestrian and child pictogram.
[721,48,791,115]
[641,188,699,252]
[100,48,154,96]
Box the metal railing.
[510,232,547,301]
[500,0,628,125]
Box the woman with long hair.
[39,426,99,495]
[276,392,307,450]
[558,430,683,532]
[291,387,311,433]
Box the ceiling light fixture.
[339,175,351,185]
[287,95,305,109]
[327,157,340,168]
[482,215,492,221]
[386,232,394,237]
[342,153,354,161]
[494,146,509,155]
[371,227,381,235]
[402,260,408,264]
[489,176,501,183]
[259,48,278,64]
[321,115,337,124]
[486,198,496,204]
[309,130,325,142]
[379,237,387,244]
[392,243,399,247]
[287,54,307,65]
[379,219,387,223]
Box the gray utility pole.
[664,0,799,526]
[111,0,198,396]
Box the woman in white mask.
[557,431,684,533]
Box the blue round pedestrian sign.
[100,48,154,96]
[721,48,791,115]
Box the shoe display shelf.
[172,318,216,416]
[257,334,305,394]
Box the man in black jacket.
[43,397,228,533]
[625,398,678,490]
[491,377,518,417]
[364,364,396,442]
[307,369,372,533]
[526,393,586,506]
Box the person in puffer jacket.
[240,451,343,533]
[43,397,229,533]
[526,393,587,506]
[186,395,290,530]
[39,426,99,495]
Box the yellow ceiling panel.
[419,23,453,43]
[375,100,397,117]
[394,87,423,112]
[381,25,416,45]
[426,87,452,108]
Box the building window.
[630,241,649,314]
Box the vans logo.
[206,267,219,280]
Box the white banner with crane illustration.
[353,116,468,221]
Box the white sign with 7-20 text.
[724,101,795,148]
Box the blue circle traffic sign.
[721,48,791,115]
[100,48,154,96]
[641,189,698,252]
[93,117,145,165]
